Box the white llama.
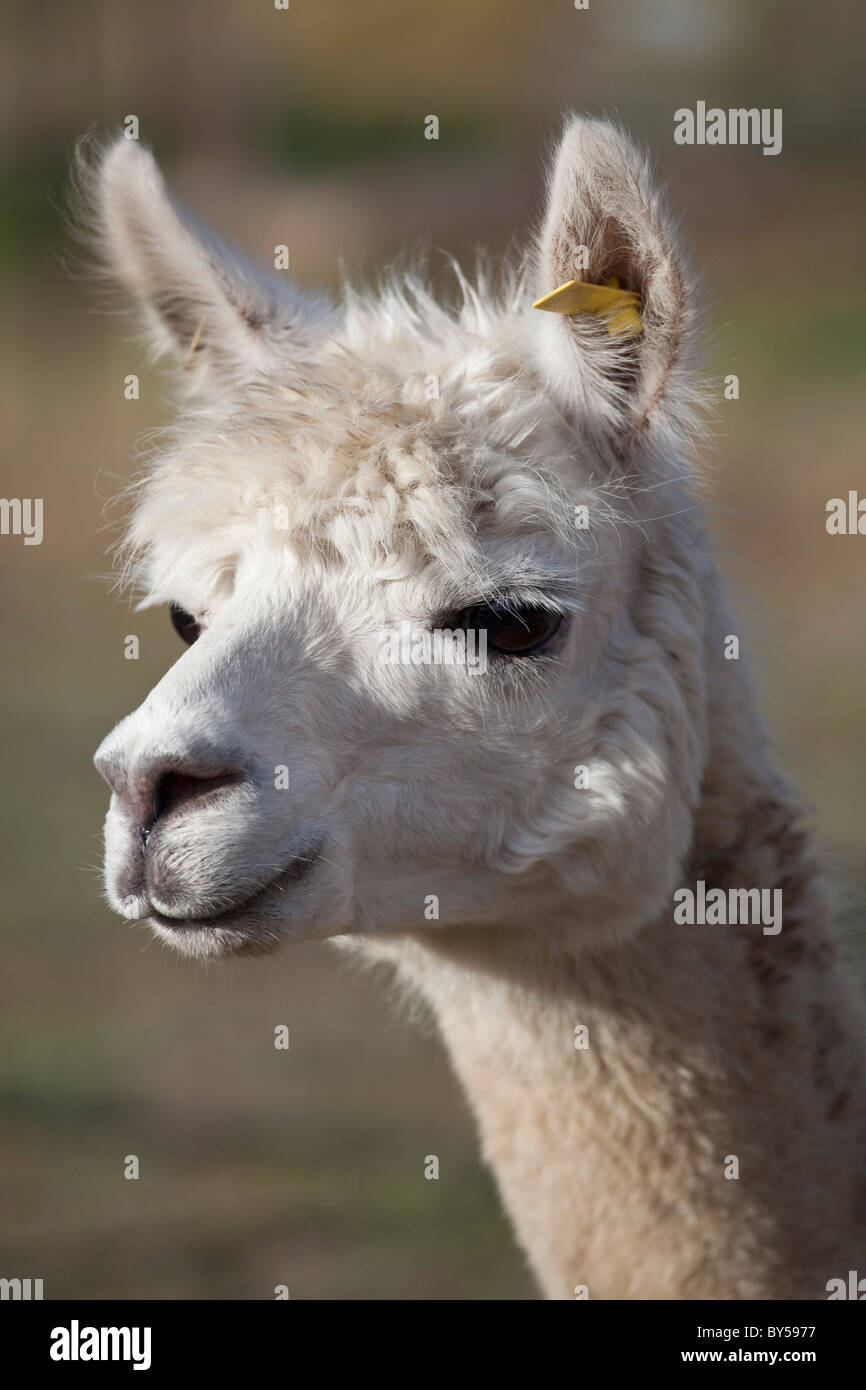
[86,118,866,1300]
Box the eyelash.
[443,602,563,657]
[170,604,202,645]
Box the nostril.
[153,770,244,822]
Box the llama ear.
[533,117,694,450]
[79,135,328,389]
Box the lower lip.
[148,905,272,960]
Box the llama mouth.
[146,848,319,935]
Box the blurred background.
[1,0,863,1299]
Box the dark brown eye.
[170,603,201,646]
[457,603,562,656]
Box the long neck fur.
[388,596,866,1301]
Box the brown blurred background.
[1,0,863,1299]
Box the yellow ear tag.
[532,276,642,338]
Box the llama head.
[88,117,709,960]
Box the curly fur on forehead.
[117,263,588,610]
[72,124,701,612]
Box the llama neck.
[392,741,866,1300]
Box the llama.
[85,118,866,1300]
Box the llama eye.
[170,603,201,646]
[457,603,562,656]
